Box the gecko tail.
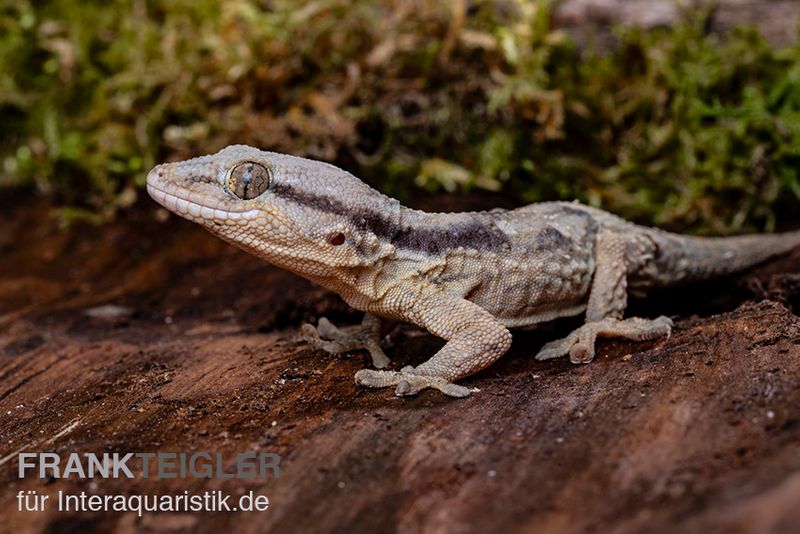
[652,228,800,285]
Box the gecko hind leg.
[300,313,391,369]
[534,316,673,364]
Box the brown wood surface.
[1,193,799,533]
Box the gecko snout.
[146,164,168,187]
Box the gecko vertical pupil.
[228,162,271,199]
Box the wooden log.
[1,196,799,532]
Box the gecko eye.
[227,161,271,199]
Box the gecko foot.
[355,366,474,398]
[535,316,673,364]
[301,315,390,368]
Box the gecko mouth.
[146,181,260,221]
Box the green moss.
[0,0,798,232]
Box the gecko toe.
[355,368,472,398]
[370,351,391,369]
[569,342,594,364]
[394,375,472,398]
[436,382,472,398]
[394,379,419,396]
[536,349,565,361]
[355,369,400,388]
[300,323,321,341]
[535,339,572,361]
[315,317,343,338]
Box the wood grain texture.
[1,194,799,533]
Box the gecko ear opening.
[226,162,271,199]
[328,233,346,246]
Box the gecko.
[146,145,800,397]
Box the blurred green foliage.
[1,0,798,232]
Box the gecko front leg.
[535,231,672,364]
[301,313,391,369]
[355,293,512,397]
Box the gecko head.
[146,144,395,276]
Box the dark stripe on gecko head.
[270,183,510,254]
[535,226,570,248]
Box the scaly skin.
[146,145,800,397]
